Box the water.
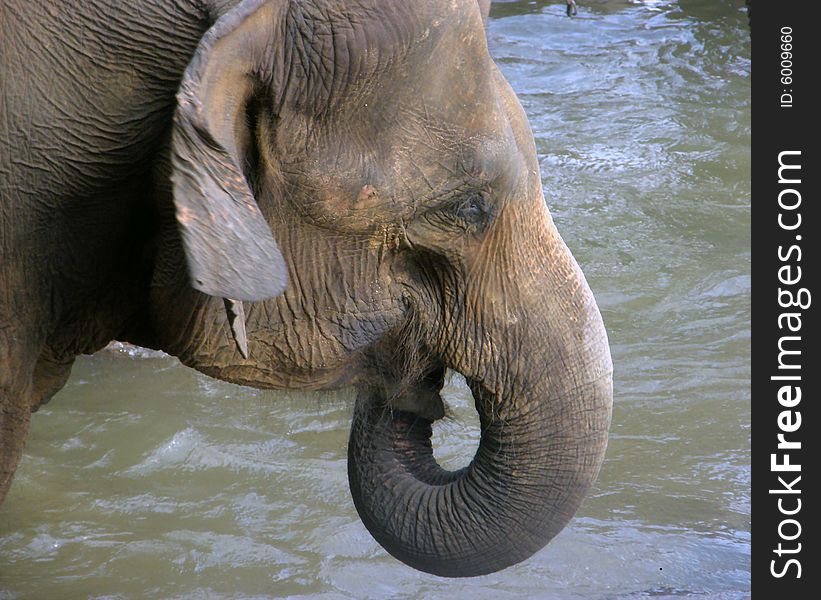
[0,1,751,597]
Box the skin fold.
[0,0,613,577]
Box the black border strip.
[752,4,817,596]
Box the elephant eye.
[417,191,494,237]
[451,192,492,230]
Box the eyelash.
[417,191,493,235]
[450,192,491,229]
[455,194,485,222]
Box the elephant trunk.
[347,222,613,577]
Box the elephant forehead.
[276,63,517,193]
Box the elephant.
[0,0,613,577]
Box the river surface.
[0,1,750,598]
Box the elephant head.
[160,0,612,577]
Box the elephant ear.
[172,0,287,302]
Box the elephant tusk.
[223,298,249,359]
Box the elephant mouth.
[382,364,448,423]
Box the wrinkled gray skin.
[0,0,612,577]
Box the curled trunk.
[348,338,612,576]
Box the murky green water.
[0,1,750,598]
